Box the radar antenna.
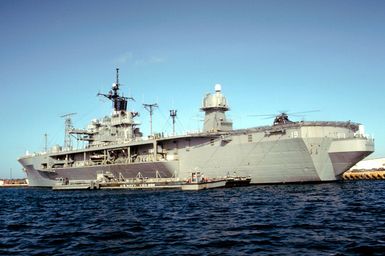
[143,103,158,135]
[97,68,134,112]
[60,113,76,150]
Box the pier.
[342,170,385,180]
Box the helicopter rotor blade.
[287,110,320,115]
[248,114,276,117]
[248,109,320,121]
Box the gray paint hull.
[19,123,374,187]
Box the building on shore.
[350,157,385,171]
[0,179,28,187]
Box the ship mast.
[98,68,133,112]
[170,110,177,136]
[143,103,158,135]
[44,133,48,152]
[61,113,76,150]
[201,84,232,132]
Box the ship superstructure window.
[248,134,253,142]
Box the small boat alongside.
[52,178,98,190]
[224,173,251,187]
[181,172,226,191]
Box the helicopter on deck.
[272,112,294,126]
[249,110,319,126]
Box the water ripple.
[1,181,385,255]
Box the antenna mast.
[44,133,48,152]
[61,113,76,150]
[97,68,133,112]
[116,67,119,85]
[143,103,158,135]
[170,110,177,136]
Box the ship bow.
[328,138,374,177]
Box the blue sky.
[1,0,384,178]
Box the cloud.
[113,52,165,66]
[134,56,165,66]
[114,52,133,65]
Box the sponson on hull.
[18,69,375,187]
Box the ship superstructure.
[18,69,375,187]
[71,68,142,146]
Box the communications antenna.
[170,110,177,136]
[44,133,48,152]
[143,103,158,135]
[97,68,134,112]
[61,113,76,150]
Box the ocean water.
[1,181,385,255]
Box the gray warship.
[18,69,375,187]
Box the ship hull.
[19,123,374,187]
[19,160,179,187]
